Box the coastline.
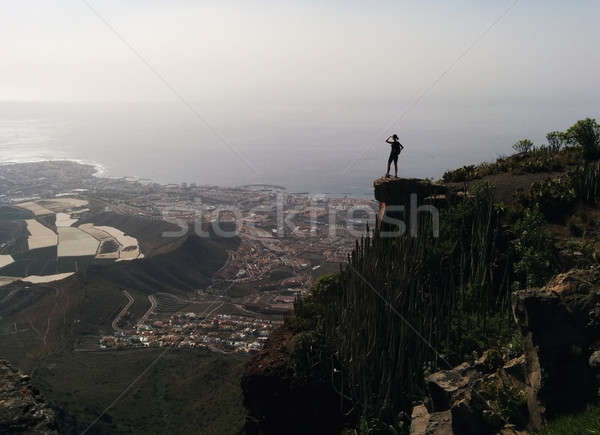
[0,157,107,178]
[0,159,373,198]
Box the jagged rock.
[426,357,528,435]
[501,355,527,385]
[427,362,478,411]
[410,404,430,434]
[0,360,58,434]
[427,363,496,434]
[512,267,600,430]
[427,411,453,435]
[409,405,453,435]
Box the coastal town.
[104,309,282,354]
[0,160,376,353]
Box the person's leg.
[386,154,393,176]
[393,155,399,177]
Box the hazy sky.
[1,1,599,192]
[2,1,599,104]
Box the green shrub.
[565,118,600,162]
[513,139,534,153]
[442,164,479,182]
[571,160,600,203]
[547,131,568,152]
[287,274,339,332]
[482,379,528,428]
[512,207,558,289]
[528,177,576,220]
[520,156,564,173]
[540,403,600,435]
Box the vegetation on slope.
[539,403,600,435]
[0,215,244,435]
[33,349,248,435]
[441,118,599,184]
[285,118,600,433]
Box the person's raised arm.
[385,135,394,144]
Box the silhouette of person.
[385,134,403,177]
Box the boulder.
[501,355,527,386]
[512,267,600,430]
[426,358,528,435]
[409,405,453,435]
[427,362,474,411]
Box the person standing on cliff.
[385,134,403,177]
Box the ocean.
[0,100,596,197]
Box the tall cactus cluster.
[572,160,600,203]
[313,183,514,422]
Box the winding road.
[137,294,157,325]
[112,290,134,331]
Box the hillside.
[77,211,188,256]
[90,233,238,293]
[242,119,600,434]
[0,211,244,434]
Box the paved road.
[112,290,134,331]
[137,294,157,325]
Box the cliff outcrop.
[242,171,600,434]
[373,177,449,205]
[408,266,600,434]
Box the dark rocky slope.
[241,327,345,435]
[0,360,58,434]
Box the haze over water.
[1,1,599,195]
[0,100,597,196]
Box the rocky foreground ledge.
[411,266,600,435]
[513,267,600,430]
[0,360,58,434]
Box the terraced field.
[154,292,190,315]
[57,227,99,257]
[25,219,57,250]
[37,198,88,212]
[15,201,54,216]
[79,223,121,260]
[95,225,142,260]
[55,212,78,227]
[0,254,14,269]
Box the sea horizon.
[1,100,597,197]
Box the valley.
[0,160,371,434]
